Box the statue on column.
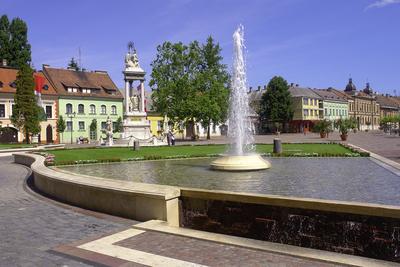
[125,41,141,70]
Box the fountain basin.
[210,155,271,171]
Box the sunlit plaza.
[1,1,400,266]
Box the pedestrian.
[167,130,172,146]
[171,131,175,146]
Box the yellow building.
[147,112,166,137]
[289,86,322,132]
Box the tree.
[150,41,200,138]
[9,17,31,68]
[56,115,66,143]
[0,15,11,64]
[113,116,123,133]
[259,76,293,132]
[196,36,229,139]
[67,57,80,71]
[90,119,97,140]
[0,15,31,68]
[11,64,41,143]
[150,37,229,139]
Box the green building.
[313,88,348,121]
[43,66,123,143]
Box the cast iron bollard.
[273,138,282,154]
[133,140,140,151]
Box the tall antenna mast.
[78,47,82,69]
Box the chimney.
[295,84,299,87]
[257,86,261,91]
[2,59,7,66]
[249,86,252,92]
[290,83,294,87]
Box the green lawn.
[0,143,36,149]
[47,143,358,165]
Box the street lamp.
[67,112,76,144]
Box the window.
[101,105,106,114]
[11,104,15,116]
[324,108,327,116]
[0,104,5,117]
[9,81,16,88]
[111,105,117,115]
[90,104,96,114]
[0,81,3,88]
[303,109,309,117]
[157,120,163,131]
[78,121,85,130]
[45,106,52,118]
[101,122,107,129]
[78,104,84,114]
[67,87,78,93]
[42,84,49,90]
[82,88,91,94]
[303,98,308,105]
[66,121,73,131]
[66,103,73,114]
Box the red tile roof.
[43,67,123,99]
[0,66,57,95]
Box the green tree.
[8,17,31,68]
[259,76,293,132]
[0,15,11,65]
[67,57,80,71]
[114,116,123,133]
[90,119,97,140]
[11,64,41,143]
[150,41,200,138]
[56,115,66,143]
[150,37,229,139]
[196,36,229,139]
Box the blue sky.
[1,0,399,94]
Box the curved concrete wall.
[14,153,180,225]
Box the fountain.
[210,25,271,171]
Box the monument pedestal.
[122,112,151,140]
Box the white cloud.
[365,0,400,10]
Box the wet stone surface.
[61,157,400,206]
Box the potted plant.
[313,119,332,138]
[334,118,356,141]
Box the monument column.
[140,81,145,113]
[125,79,130,114]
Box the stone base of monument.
[210,155,271,171]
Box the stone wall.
[180,197,400,262]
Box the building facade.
[0,66,58,143]
[313,89,349,122]
[43,66,123,143]
[376,94,399,119]
[339,79,380,130]
[289,86,322,132]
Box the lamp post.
[67,112,76,144]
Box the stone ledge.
[13,153,180,225]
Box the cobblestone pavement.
[0,155,133,267]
